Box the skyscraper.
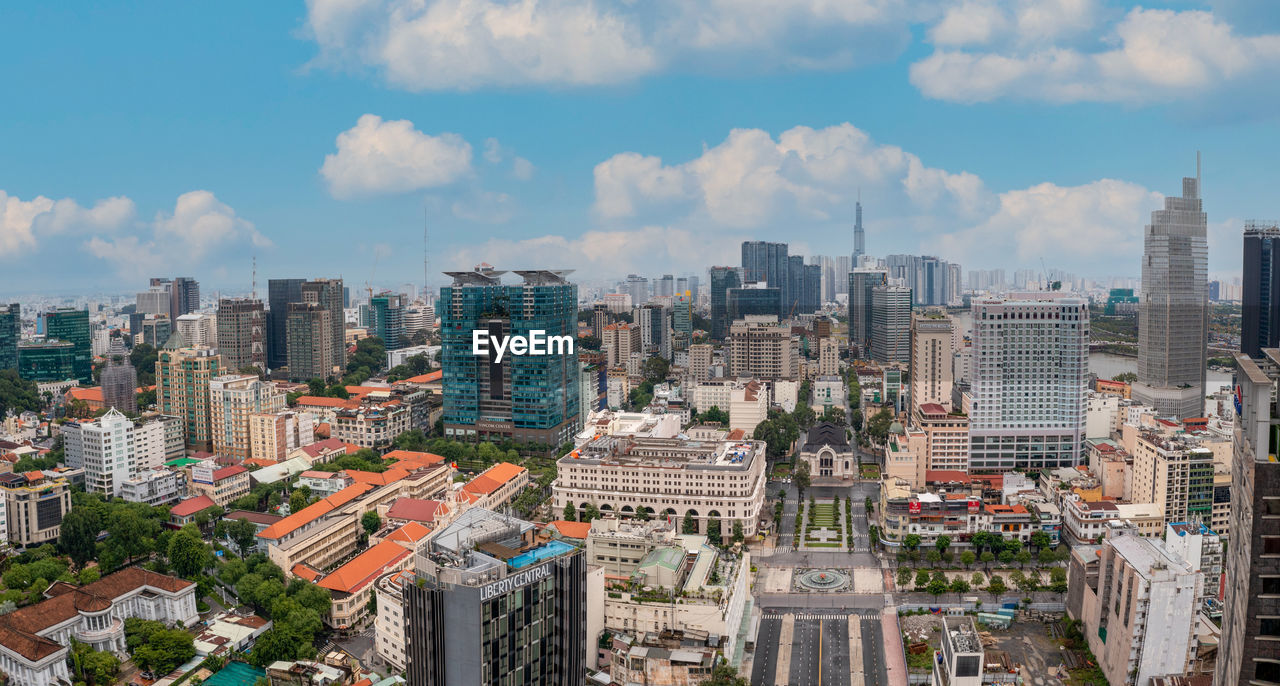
[870,285,912,365]
[170,277,200,321]
[0,303,18,370]
[209,374,285,460]
[1217,351,1280,686]
[156,336,222,452]
[44,307,91,383]
[300,278,346,369]
[1134,167,1208,419]
[708,266,741,340]
[1242,221,1280,358]
[910,312,954,412]
[727,285,782,321]
[440,267,580,447]
[216,298,266,372]
[100,335,138,413]
[267,278,305,370]
[634,303,671,361]
[402,508,586,686]
[369,292,406,350]
[742,241,789,310]
[285,303,334,382]
[672,292,692,350]
[969,295,1088,472]
[848,269,887,359]
[853,200,865,260]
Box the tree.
[998,550,1014,566]
[1030,530,1051,552]
[361,510,381,536]
[640,356,671,384]
[1112,372,1138,383]
[949,577,971,599]
[935,535,951,555]
[986,576,1007,598]
[914,570,931,589]
[703,662,749,686]
[636,506,652,522]
[1038,547,1058,566]
[697,406,730,425]
[980,551,995,570]
[582,503,601,523]
[71,641,120,686]
[896,566,913,589]
[127,619,196,674]
[1050,567,1068,594]
[249,628,307,667]
[682,511,698,534]
[0,369,41,419]
[229,518,259,558]
[971,571,985,588]
[167,526,210,578]
[289,489,309,513]
[792,459,811,498]
[732,521,744,544]
[926,578,948,598]
[960,550,976,568]
[1016,571,1040,594]
[903,534,921,552]
[849,408,863,431]
[1016,550,1033,568]
[926,550,942,567]
[970,531,991,553]
[563,503,577,522]
[707,516,722,542]
[105,506,160,567]
[59,507,102,570]
[865,408,894,442]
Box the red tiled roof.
[299,470,339,479]
[314,422,331,438]
[386,498,449,523]
[317,541,410,595]
[225,510,283,526]
[549,520,592,540]
[291,563,322,582]
[384,521,432,547]
[462,462,526,497]
[727,429,746,441]
[382,450,446,466]
[924,470,970,483]
[297,438,346,458]
[405,370,443,384]
[918,403,947,415]
[212,465,248,481]
[242,458,278,468]
[258,483,375,540]
[170,495,217,517]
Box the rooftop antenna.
[251,255,257,300]
[424,207,430,305]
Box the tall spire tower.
[853,191,865,261]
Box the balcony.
[75,617,124,646]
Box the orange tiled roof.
[170,495,217,517]
[242,458,279,468]
[314,422,330,438]
[291,563,322,582]
[66,387,104,402]
[463,474,501,497]
[346,467,410,487]
[549,520,591,540]
[295,396,360,409]
[258,483,375,540]
[406,370,443,384]
[317,540,410,594]
[385,521,432,547]
[382,450,446,466]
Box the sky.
[2,0,1278,297]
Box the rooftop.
[171,495,217,517]
[566,435,762,471]
[257,483,375,540]
[317,541,412,595]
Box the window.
[1256,660,1280,683]
[1264,577,1280,595]
[1265,537,1280,556]
[1264,618,1280,638]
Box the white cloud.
[321,114,472,198]
[83,191,269,278]
[445,226,740,280]
[593,123,990,228]
[0,191,135,256]
[481,137,535,180]
[451,190,516,224]
[912,7,1280,103]
[934,179,1162,270]
[303,0,911,90]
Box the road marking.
[849,615,864,686]
[818,618,823,685]
[762,612,881,620]
[775,613,795,686]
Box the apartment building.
[317,538,415,629]
[209,375,286,460]
[910,312,954,411]
[552,435,766,543]
[0,471,71,547]
[373,569,412,672]
[1129,430,1214,528]
[688,343,713,383]
[248,410,317,462]
[727,316,795,379]
[156,343,222,452]
[458,462,529,510]
[118,469,184,507]
[332,400,412,449]
[817,336,840,377]
[62,409,169,496]
[188,462,250,507]
[913,403,970,472]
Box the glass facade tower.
[44,308,91,383]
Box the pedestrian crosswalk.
[761,611,881,620]
[760,546,794,554]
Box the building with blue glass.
[44,308,91,383]
[440,266,580,448]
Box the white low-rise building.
[118,469,184,507]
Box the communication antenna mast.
[424,207,430,305]
[251,255,257,300]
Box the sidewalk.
[881,608,907,686]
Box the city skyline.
[3,2,1279,294]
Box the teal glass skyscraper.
[369,292,405,350]
[440,266,580,448]
[45,308,91,383]
[0,303,18,371]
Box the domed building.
[798,422,856,480]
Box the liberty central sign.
[480,564,552,600]
[472,329,574,363]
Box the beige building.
[728,381,768,435]
[727,316,795,379]
[602,323,641,368]
[553,435,766,543]
[909,313,954,412]
[688,344,713,382]
[209,375,285,460]
[885,426,927,489]
[817,336,840,377]
[1130,430,1215,527]
[249,410,317,462]
[1,471,71,547]
[913,403,969,472]
[189,462,251,507]
[156,343,222,452]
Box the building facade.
[156,342,222,452]
[910,313,954,412]
[216,298,266,372]
[708,266,741,341]
[727,316,794,379]
[1243,221,1280,359]
[208,375,285,460]
[62,409,169,497]
[44,307,91,383]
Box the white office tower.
[969,295,1088,472]
[63,408,168,497]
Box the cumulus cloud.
[83,191,270,278]
[0,192,135,255]
[303,0,911,90]
[593,123,990,228]
[445,226,741,280]
[321,114,472,198]
[912,7,1280,103]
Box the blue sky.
[2,0,1278,296]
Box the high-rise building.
[440,267,580,446]
[402,508,586,686]
[156,338,222,452]
[968,296,1088,472]
[175,312,217,347]
[137,281,171,316]
[300,278,346,369]
[369,292,406,350]
[708,267,741,340]
[99,335,138,414]
[285,303,334,382]
[1242,221,1280,358]
[688,343,713,382]
[601,323,640,368]
[140,315,172,349]
[818,337,840,377]
[728,316,794,379]
[169,277,200,321]
[742,241,789,310]
[209,374,285,460]
[853,200,865,260]
[44,307,91,383]
[248,410,316,462]
[1134,168,1208,419]
[63,409,168,496]
[267,278,305,370]
[591,303,609,340]
[848,269,887,359]
[1217,350,1280,685]
[634,303,671,361]
[216,298,266,372]
[910,313,954,412]
[870,285,912,365]
[0,303,18,370]
[672,293,692,350]
[656,274,674,297]
[17,340,75,381]
[624,274,649,306]
[727,285,782,322]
